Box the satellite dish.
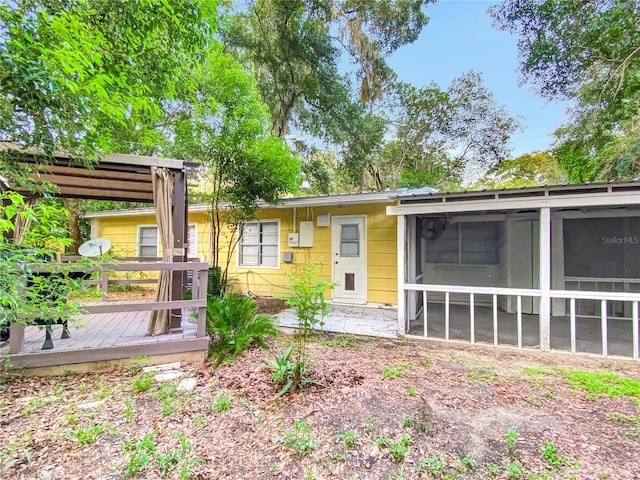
[422,219,447,240]
[78,238,112,257]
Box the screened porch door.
[332,215,367,303]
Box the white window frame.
[137,225,159,258]
[187,223,197,258]
[425,221,501,266]
[238,219,280,269]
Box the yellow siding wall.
[93,202,398,305]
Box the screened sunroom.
[388,182,640,360]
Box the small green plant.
[467,369,496,383]
[282,420,316,455]
[277,262,337,394]
[206,293,279,367]
[388,433,411,462]
[504,427,520,453]
[382,361,410,379]
[462,454,476,470]
[325,333,360,349]
[124,398,135,422]
[402,416,414,428]
[64,412,78,426]
[193,415,209,427]
[156,433,200,480]
[21,395,56,415]
[133,373,153,392]
[266,345,308,395]
[154,382,193,417]
[156,448,180,476]
[211,392,231,412]
[405,387,417,397]
[606,411,640,437]
[94,385,112,400]
[505,460,526,479]
[540,440,567,467]
[364,417,374,433]
[74,424,104,445]
[375,435,390,448]
[485,462,502,475]
[336,429,360,449]
[124,433,157,478]
[596,467,612,479]
[0,443,32,475]
[418,452,446,476]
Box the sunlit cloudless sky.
[387,0,571,157]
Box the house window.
[138,226,158,257]
[239,220,279,267]
[187,224,197,258]
[425,220,500,265]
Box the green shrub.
[269,261,336,394]
[266,345,308,395]
[206,293,279,367]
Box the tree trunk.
[64,198,82,254]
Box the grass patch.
[563,370,640,404]
[324,333,360,349]
[382,361,410,379]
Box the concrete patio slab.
[276,304,398,338]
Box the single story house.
[85,181,640,361]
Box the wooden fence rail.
[9,261,209,354]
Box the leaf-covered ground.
[1,335,639,479]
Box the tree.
[0,191,90,334]
[0,0,215,334]
[374,72,520,190]
[0,0,213,164]
[166,45,300,294]
[489,0,640,180]
[224,0,432,143]
[478,151,565,189]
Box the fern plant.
[206,293,278,367]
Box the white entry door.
[332,215,367,303]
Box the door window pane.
[340,224,360,257]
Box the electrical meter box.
[287,233,299,247]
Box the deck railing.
[60,256,202,301]
[402,283,640,360]
[9,261,209,354]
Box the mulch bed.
[1,335,639,479]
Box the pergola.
[1,143,197,331]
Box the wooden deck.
[5,302,209,370]
[3,261,211,371]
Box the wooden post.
[101,271,108,301]
[539,207,551,351]
[170,169,187,330]
[397,214,406,335]
[197,266,208,338]
[9,324,25,354]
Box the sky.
[387,0,571,157]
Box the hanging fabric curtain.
[147,167,174,336]
[13,196,38,246]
